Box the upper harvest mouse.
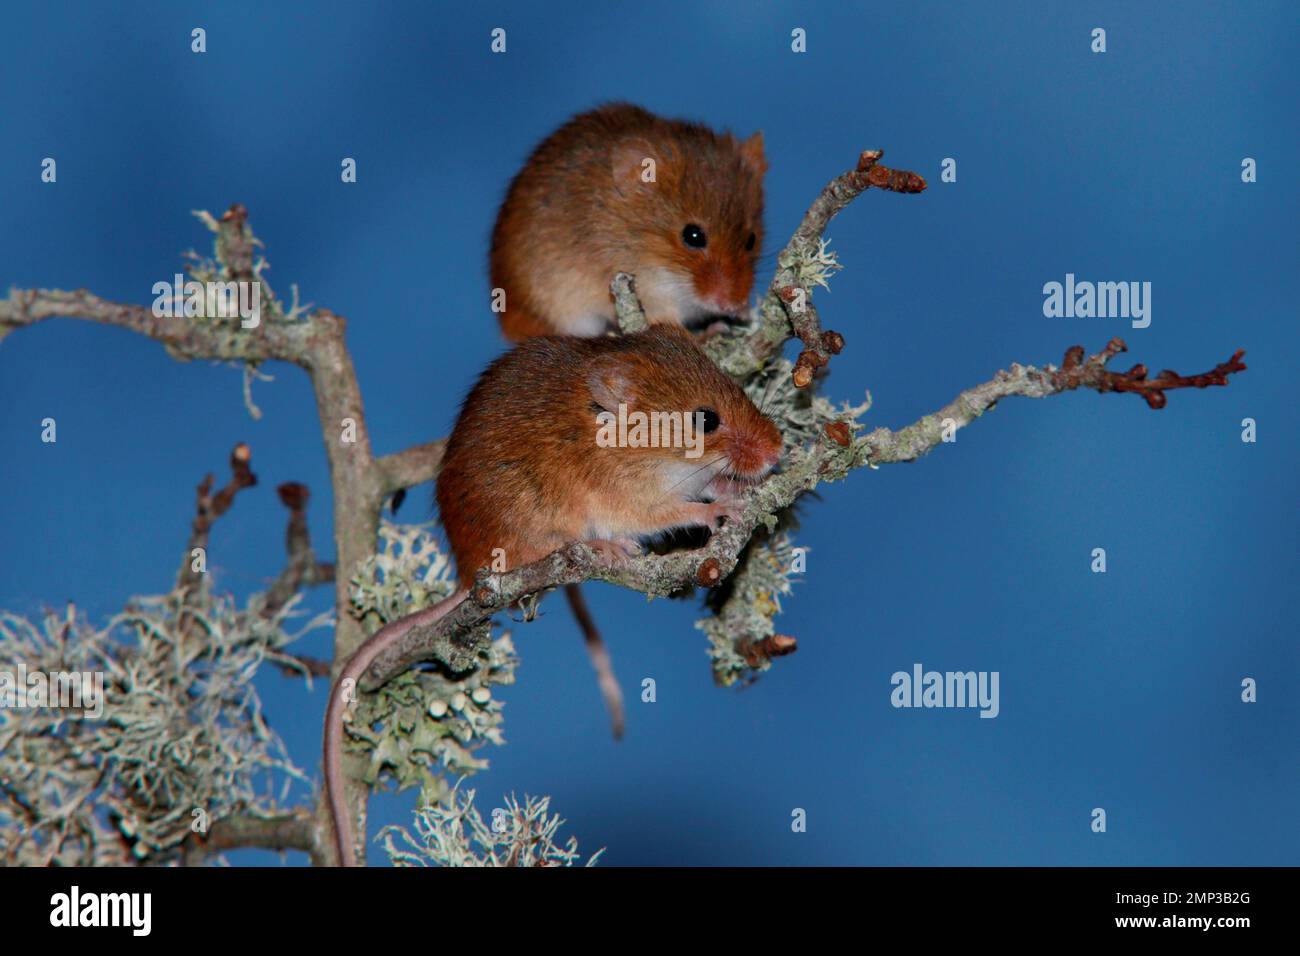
[490,102,767,340]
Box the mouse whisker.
[666,455,729,496]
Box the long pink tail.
[324,589,468,866]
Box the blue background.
[1,1,1295,865]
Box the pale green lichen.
[742,356,872,449]
[698,532,804,686]
[797,236,842,292]
[0,589,325,865]
[379,783,602,867]
[186,208,309,326]
[347,520,517,801]
[185,209,313,415]
[350,519,458,623]
[697,301,870,684]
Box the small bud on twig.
[821,330,845,354]
[738,634,799,667]
[824,422,852,447]
[696,558,723,588]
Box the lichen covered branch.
[363,337,1245,687]
[1,205,439,863]
[857,339,1247,466]
[0,287,307,362]
[610,272,649,334]
[710,148,926,381]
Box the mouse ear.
[610,138,659,194]
[588,361,636,413]
[739,131,767,176]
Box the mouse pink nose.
[751,444,780,478]
[695,261,752,316]
[730,430,782,478]
[697,290,748,318]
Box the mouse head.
[587,326,782,496]
[610,123,766,326]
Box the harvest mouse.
[324,324,782,865]
[436,322,783,580]
[490,102,767,340]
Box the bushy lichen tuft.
[697,532,804,686]
[0,590,325,865]
[742,356,872,449]
[347,520,517,801]
[379,783,602,867]
[797,236,842,292]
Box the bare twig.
[738,634,799,668]
[182,811,321,866]
[1053,338,1247,410]
[266,653,332,679]
[176,443,257,594]
[255,480,336,681]
[375,440,447,496]
[262,482,335,617]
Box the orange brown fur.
[490,102,767,340]
[436,324,782,586]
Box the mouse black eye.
[681,223,707,249]
[695,406,721,434]
[745,232,756,251]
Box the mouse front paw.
[701,495,746,530]
[586,537,643,568]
